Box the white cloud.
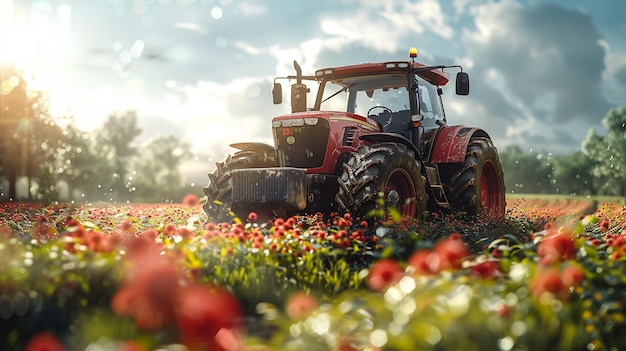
[600,40,626,105]
[319,0,455,54]
[457,0,611,152]
[233,41,264,55]
[154,77,274,154]
[465,0,522,45]
[173,21,205,32]
[236,1,267,16]
[453,0,483,16]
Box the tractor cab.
[313,73,447,135]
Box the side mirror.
[455,72,470,96]
[272,82,283,104]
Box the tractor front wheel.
[449,136,505,221]
[203,145,277,223]
[336,143,427,220]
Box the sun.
[1,1,74,115]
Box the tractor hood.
[271,111,380,132]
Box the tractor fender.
[230,142,276,153]
[359,132,420,158]
[430,126,491,163]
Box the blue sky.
[2,0,625,184]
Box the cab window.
[416,75,444,127]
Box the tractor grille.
[342,127,357,146]
[231,168,307,210]
[273,119,330,168]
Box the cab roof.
[314,61,450,87]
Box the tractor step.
[424,164,450,208]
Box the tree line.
[1,66,195,204]
[500,106,626,199]
[1,66,625,204]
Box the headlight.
[281,119,305,127]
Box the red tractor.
[203,48,505,223]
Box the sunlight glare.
[1,1,75,118]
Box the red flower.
[286,292,318,321]
[112,265,180,330]
[112,250,180,331]
[432,236,469,270]
[176,226,193,239]
[497,304,511,318]
[407,250,436,275]
[247,212,258,222]
[25,332,64,351]
[530,269,568,301]
[175,284,244,351]
[599,219,610,232]
[118,219,134,233]
[182,194,200,206]
[468,260,502,279]
[537,229,576,265]
[84,230,114,253]
[366,259,404,291]
[561,265,585,286]
[33,221,57,243]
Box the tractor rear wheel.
[449,136,505,221]
[336,143,427,220]
[203,145,277,223]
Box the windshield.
[316,74,411,117]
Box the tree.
[52,117,112,202]
[583,107,626,198]
[132,134,192,202]
[1,66,32,200]
[0,66,63,202]
[551,151,596,196]
[499,145,554,194]
[95,110,142,202]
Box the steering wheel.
[367,106,394,126]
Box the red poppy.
[25,332,65,351]
[286,292,318,321]
[247,212,258,222]
[407,250,437,275]
[182,194,200,206]
[432,236,469,270]
[537,229,576,265]
[33,222,56,243]
[561,265,585,286]
[175,284,244,351]
[366,259,405,291]
[530,269,568,301]
[468,260,502,279]
[111,256,180,331]
[84,231,114,253]
[118,219,134,233]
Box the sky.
[1,0,625,186]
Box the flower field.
[1,197,626,351]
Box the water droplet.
[498,336,514,350]
[211,7,223,19]
[370,329,388,348]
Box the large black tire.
[449,136,505,221]
[336,143,428,220]
[203,145,277,223]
